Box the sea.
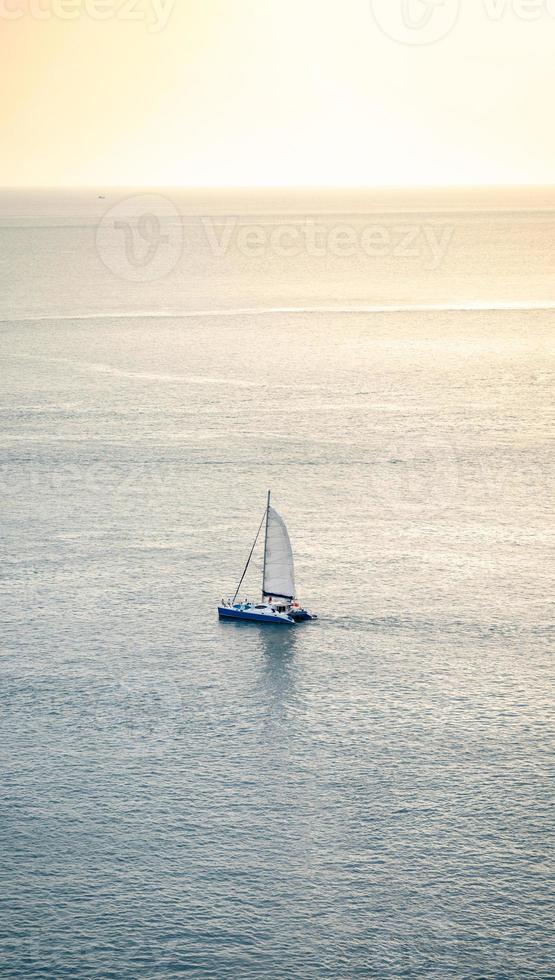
[0,188,553,978]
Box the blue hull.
[218,607,294,625]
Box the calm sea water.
[0,190,553,978]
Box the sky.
[1,0,554,187]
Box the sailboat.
[218,493,317,625]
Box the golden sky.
[1,0,553,186]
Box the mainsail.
[263,506,296,600]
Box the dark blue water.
[1,193,553,977]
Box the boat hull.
[218,605,295,625]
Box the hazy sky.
[1,0,553,186]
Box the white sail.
[263,506,296,600]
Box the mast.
[232,500,267,604]
[261,490,271,601]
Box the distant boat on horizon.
[218,492,317,626]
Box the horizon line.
[2,183,555,193]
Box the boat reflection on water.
[257,623,300,738]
